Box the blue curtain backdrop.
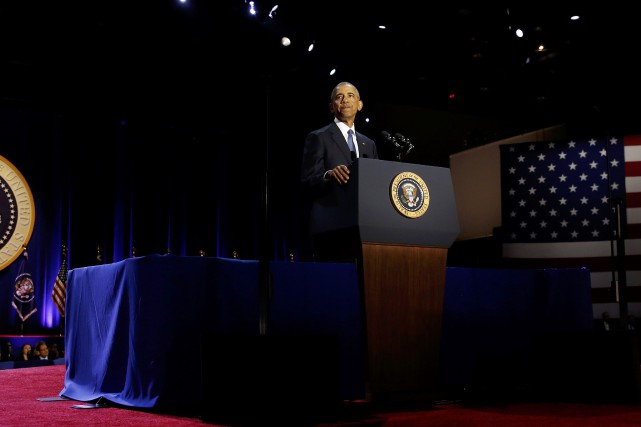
[0,96,319,333]
[0,63,454,334]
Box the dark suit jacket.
[299,122,378,261]
[301,122,378,193]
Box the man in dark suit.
[300,81,378,261]
[301,81,378,190]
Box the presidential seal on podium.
[390,171,430,218]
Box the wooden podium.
[310,158,460,399]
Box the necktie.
[347,129,356,161]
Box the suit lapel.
[355,131,373,158]
[355,131,366,157]
[329,123,351,162]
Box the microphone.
[394,133,408,147]
[404,143,414,156]
[348,152,366,168]
[381,131,402,149]
[394,133,414,157]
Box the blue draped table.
[438,267,594,389]
[60,255,592,409]
[60,255,261,409]
[60,254,365,409]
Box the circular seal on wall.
[0,155,36,271]
[390,171,430,218]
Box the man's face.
[330,85,362,120]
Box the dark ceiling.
[1,1,639,136]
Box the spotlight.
[281,36,291,47]
[269,5,279,19]
[248,1,257,16]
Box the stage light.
[281,36,291,46]
[248,1,257,16]
[308,42,315,52]
[269,4,279,19]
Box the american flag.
[500,135,641,309]
[51,246,68,317]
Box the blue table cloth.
[61,254,260,409]
[60,254,593,409]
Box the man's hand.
[328,164,350,184]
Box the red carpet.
[0,365,206,427]
[4,365,641,426]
